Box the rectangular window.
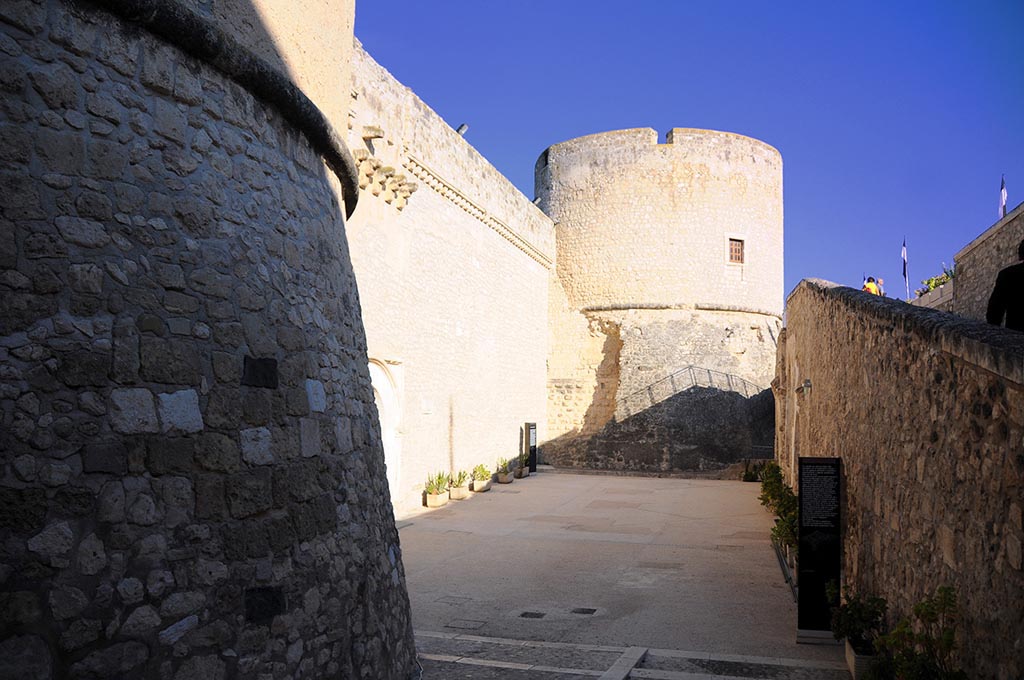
[729,238,745,264]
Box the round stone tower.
[539,128,783,471]
[0,1,415,677]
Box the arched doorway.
[368,359,402,503]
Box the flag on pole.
[1000,175,1008,218]
[902,239,909,301]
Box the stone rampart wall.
[346,44,553,510]
[953,203,1024,322]
[777,279,1024,679]
[0,2,415,677]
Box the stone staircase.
[415,631,850,679]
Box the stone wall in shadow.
[543,386,774,472]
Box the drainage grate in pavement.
[519,611,546,619]
[571,607,597,615]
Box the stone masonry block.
[109,388,159,434]
[240,427,273,466]
[157,389,204,433]
[305,379,326,412]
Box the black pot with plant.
[827,582,888,655]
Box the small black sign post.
[523,422,537,472]
[796,456,842,644]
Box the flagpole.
[902,238,910,302]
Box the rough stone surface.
[777,279,1024,680]
[109,387,159,434]
[0,5,415,679]
[157,389,204,433]
[240,426,272,465]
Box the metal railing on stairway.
[618,365,766,417]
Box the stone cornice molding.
[580,303,781,318]
[81,0,360,218]
[403,155,553,269]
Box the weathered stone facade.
[953,202,1024,322]
[345,43,553,511]
[776,279,1024,679]
[0,1,415,677]
[539,128,783,470]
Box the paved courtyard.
[397,472,847,678]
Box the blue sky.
[356,1,1024,300]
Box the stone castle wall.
[953,203,1024,322]
[345,44,554,510]
[0,2,415,677]
[776,279,1024,679]
[539,127,782,470]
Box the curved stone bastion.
[538,128,783,471]
[0,1,416,677]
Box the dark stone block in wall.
[244,587,283,624]
[241,356,278,388]
[147,437,195,475]
[0,488,47,532]
[53,488,95,517]
[82,441,128,474]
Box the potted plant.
[449,470,470,500]
[827,583,887,679]
[424,471,450,508]
[513,451,528,478]
[495,457,514,484]
[471,464,492,492]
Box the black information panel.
[797,457,842,640]
[524,422,538,472]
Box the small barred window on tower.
[729,238,745,264]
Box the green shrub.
[826,583,888,653]
[759,462,798,550]
[472,464,491,481]
[451,470,469,488]
[425,471,449,495]
[868,586,967,680]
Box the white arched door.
[368,360,402,502]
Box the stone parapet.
[777,278,1024,679]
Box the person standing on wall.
[876,277,885,297]
[986,238,1024,332]
[862,277,880,295]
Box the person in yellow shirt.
[862,277,880,295]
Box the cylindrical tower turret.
[540,127,783,472]
[537,127,783,316]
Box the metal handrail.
[618,364,767,416]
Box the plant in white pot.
[449,470,470,500]
[495,457,514,484]
[471,464,492,492]
[424,471,450,508]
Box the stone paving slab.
[640,653,850,680]
[419,657,601,679]
[414,631,851,680]
[416,633,623,671]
